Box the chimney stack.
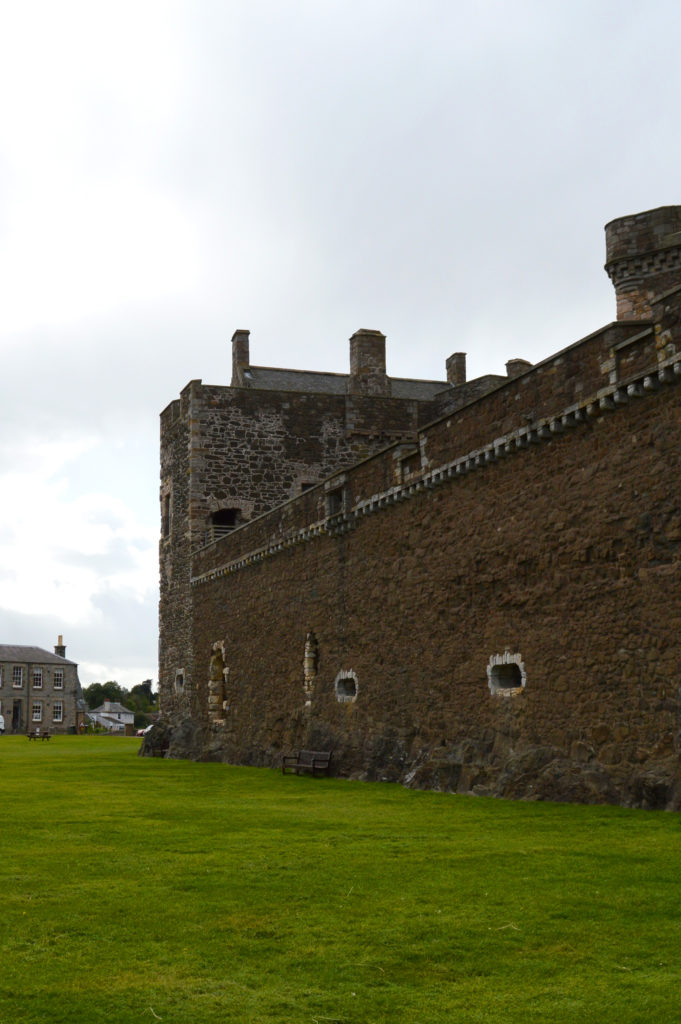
[231,329,251,386]
[348,329,389,397]
[506,358,532,379]
[446,353,466,385]
[54,635,66,658]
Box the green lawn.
[0,736,679,1023]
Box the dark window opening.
[335,672,358,702]
[400,450,421,479]
[208,508,241,542]
[300,482,314,493]
[162,494,171,538]
[490,663,522,689]
[326,487,345,517]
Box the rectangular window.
[400,449,421,481]
[53,670,63,689]
[33,668,43,689]
[162,493,171,538]
[32,703,42,722]
[13,666,23,688]
[0,666,3,687]
[324,474,348,518]
[53,701,63,723]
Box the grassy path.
[0,736,679,1023]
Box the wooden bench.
[27,731,50,741]
[282,750,331,777]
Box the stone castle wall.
[157,207,681,809]
[179,318,681,808]
[187,380,681,807]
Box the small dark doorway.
[12,699,22,734]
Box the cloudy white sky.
[1,0,679,687]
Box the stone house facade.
[0,637,84,734]
[157,206,681,810]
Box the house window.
[53,701,63,723]
[33,668,43,688]
[53,670,63,689]
[0,666,3,687]
[13,666,23,688]
[174,671,185,695]
[334,669,359,703]
[32,703,42,722]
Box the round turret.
[605,206,681,320]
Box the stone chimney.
[506,358,532,378]
[231,329,250,386]
[446,353,466,385]
[347,329,390,396]
[54,634,66,658]
[605,206,681,320]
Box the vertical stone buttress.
[605,206,681,321]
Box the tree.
[131,680,156,706]
[83,681,128,710]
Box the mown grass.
[0,737,680,1023]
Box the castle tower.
[605,206,681,320]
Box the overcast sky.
[1,0,679,687]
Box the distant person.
[0,712,4,734]
[35,725,40,738]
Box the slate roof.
[91,702,133,716]
[242,366,449,401]
[0,645,77,666]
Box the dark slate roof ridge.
[390,373,448,387]
[248,364,348,379]
[248,365,450,387]
[0,645,77,666]
[91,701,131,714]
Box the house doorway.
[12,699,23,734]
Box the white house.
[89,700,135,735]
